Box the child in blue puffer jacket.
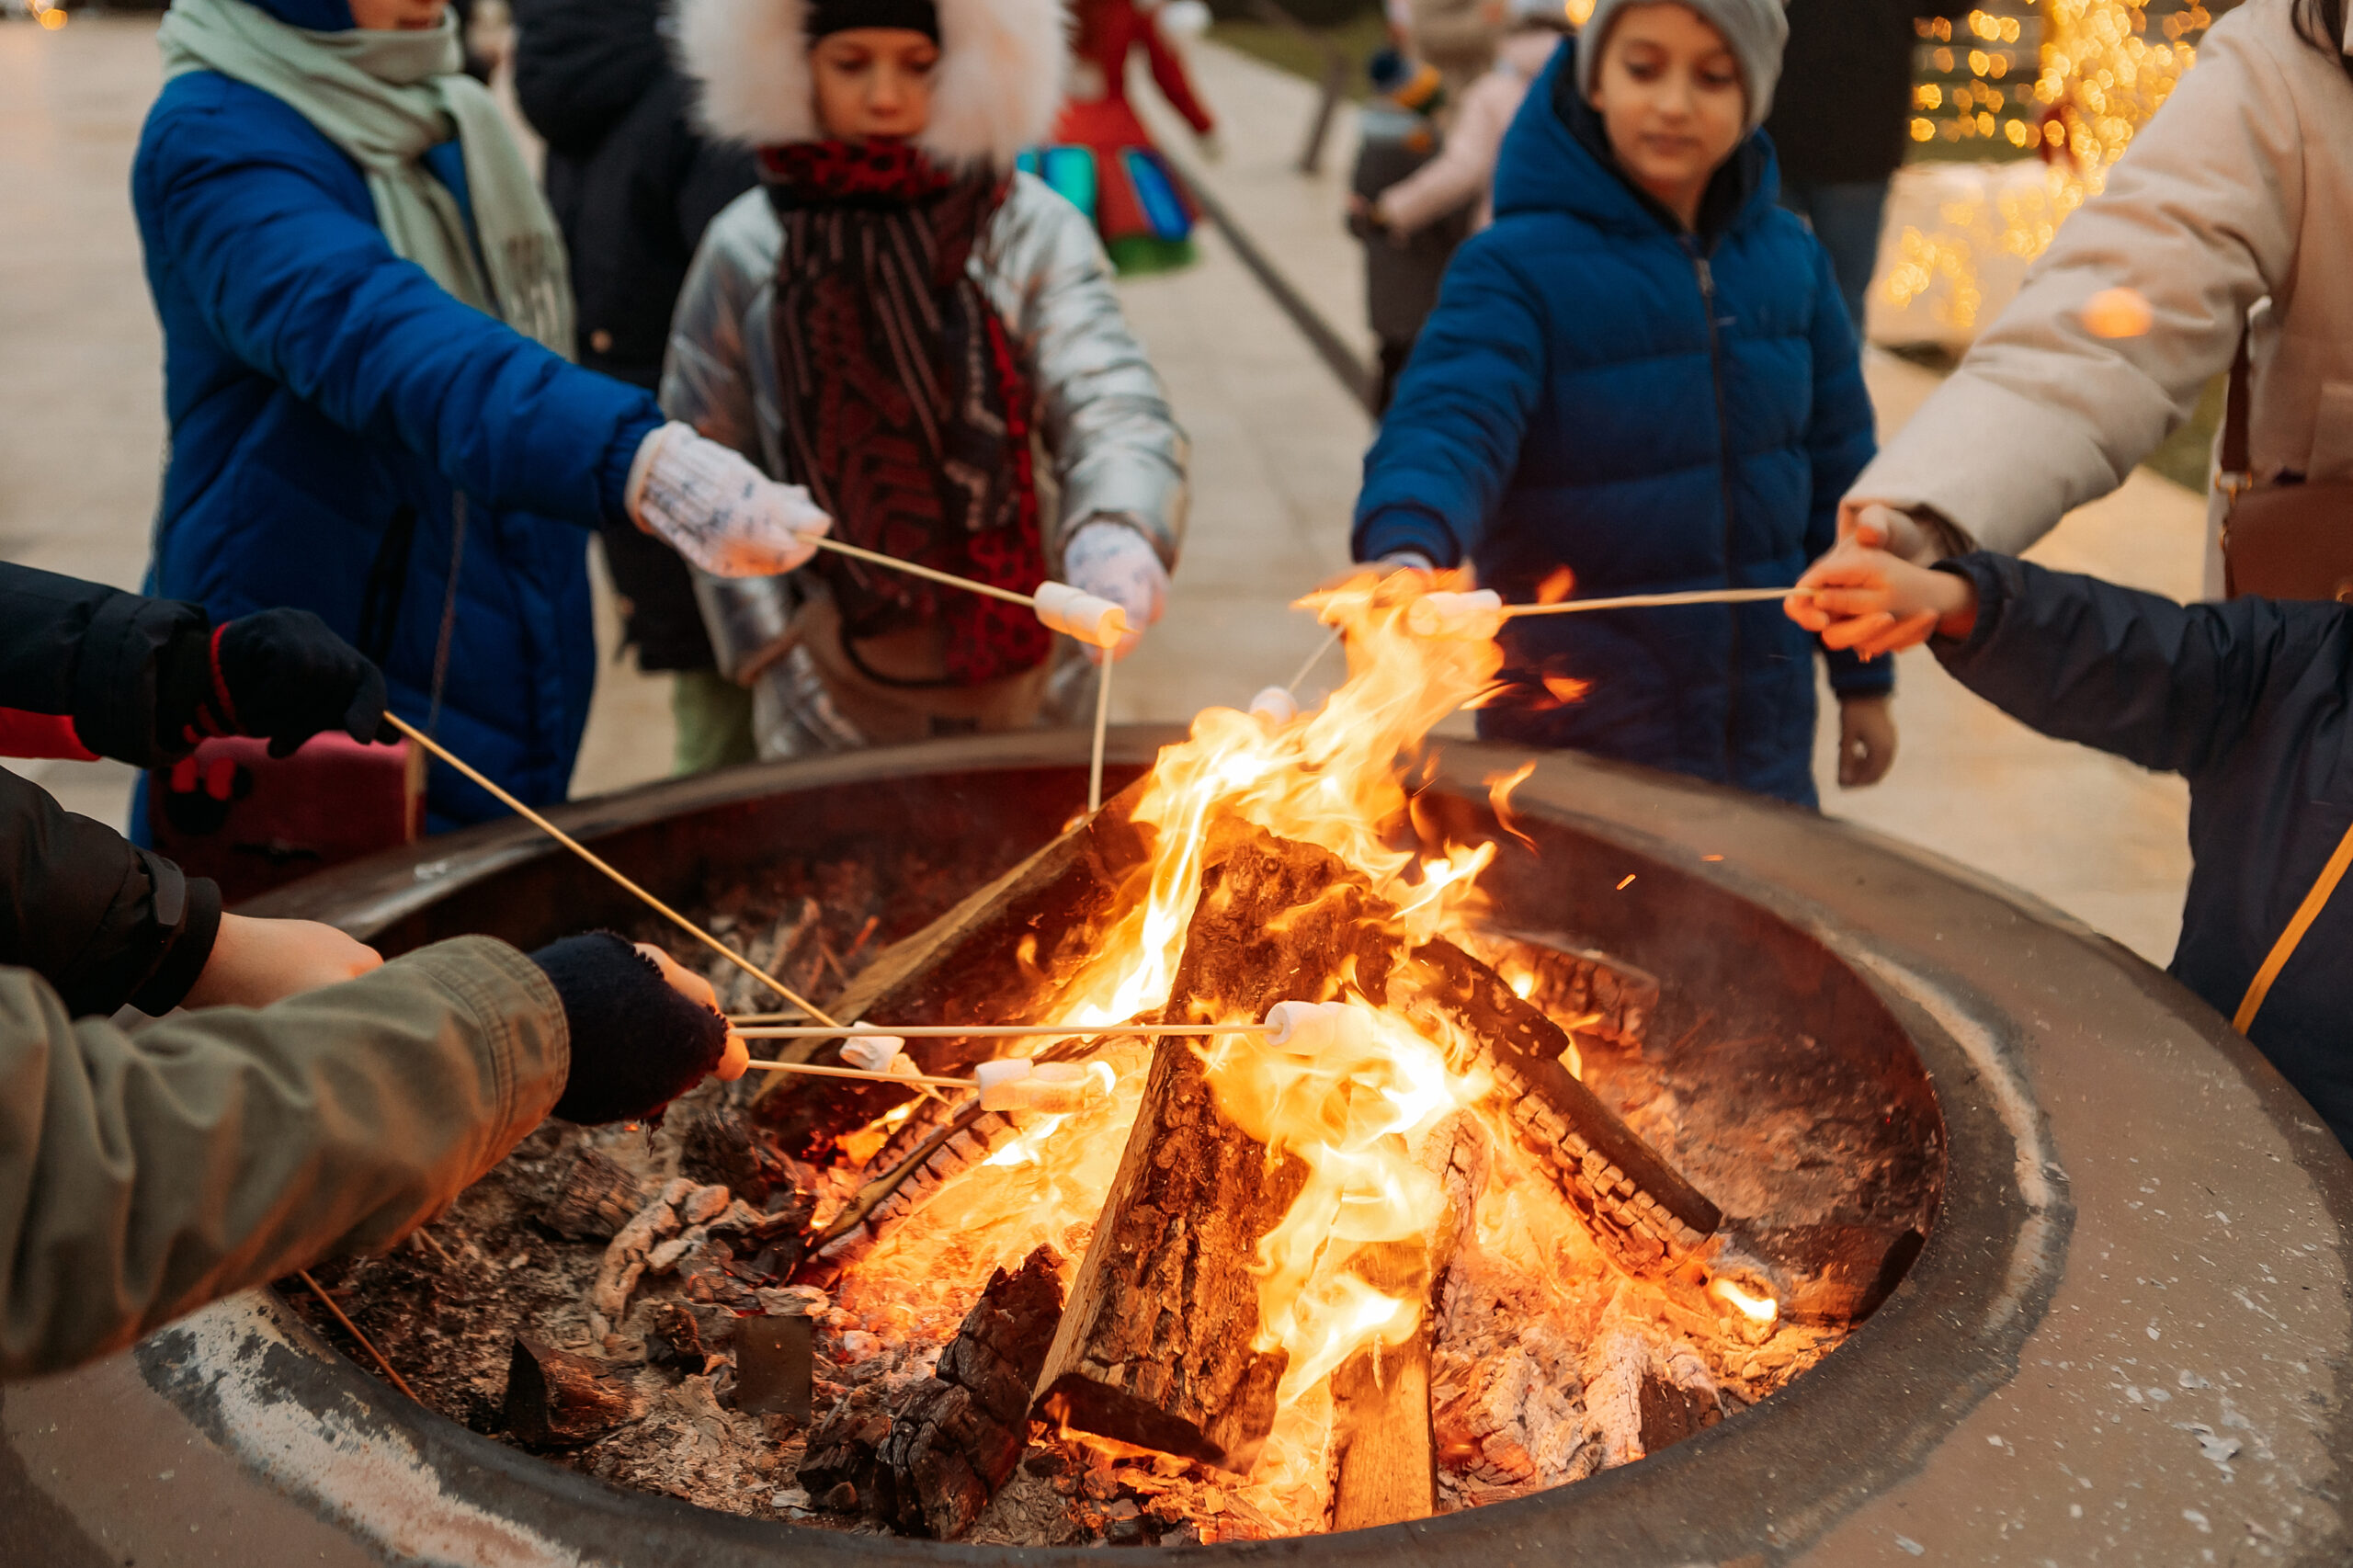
[1352,0,1892,809]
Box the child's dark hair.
[2293,0,2353,85]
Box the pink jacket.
[1375,31,1561,237]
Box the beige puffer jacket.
[1848,0,2353,585]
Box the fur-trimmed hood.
[676,0,1068,171]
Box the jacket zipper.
[1692,246,1742,781]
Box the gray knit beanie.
[1574,0,1789,133]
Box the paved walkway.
[4,17,2203,964]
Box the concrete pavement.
[4,17,2203,965]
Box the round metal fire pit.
[6,729,2349,1565]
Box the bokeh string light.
[1884,0,2217,336]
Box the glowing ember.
[1710,1277,1780,1326]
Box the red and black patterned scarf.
[759,139,1050,686]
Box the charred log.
[678,1101,791,1203]
[1743,1221,1926,1324]
[1467,930,1660,1049]
[876,1245,1066,1538]
[798,1383,894,1507]
[540,1149,650,1242]
[504,1337,643,1448]
[1404,938,1720,1274]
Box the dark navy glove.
[198,609,392,757]
[530,931,731,1124]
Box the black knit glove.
[530,931,730,1124]
[195,609,392,757]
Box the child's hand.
[184,914,383,1009]
[1836,696,1897,788]
[1787,527,1977,659]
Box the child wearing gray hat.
[1352,0,1896,810]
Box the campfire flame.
[830,573,1813,1530]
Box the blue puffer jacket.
[1354,43,1885,809]
[131,3,664,827]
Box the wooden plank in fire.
[1403,939,1722,1273]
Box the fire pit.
[6,722,2352,1557]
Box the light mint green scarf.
[158,0,574,356]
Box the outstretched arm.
[142,95,661,530]
[1353,239,1546,569]
[1791,543,2329,778]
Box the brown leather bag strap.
[2222,323,2255,482]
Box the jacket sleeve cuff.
[126,857,222,1017]
[1353,508,1461,570]
[597,408,668,529]
[73,592,210,767]
[1927,554,2014,665]
[1824,647,1895,697]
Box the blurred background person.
[667,0,1188,758]
[1346,51,1462,415]
[1042,0,1220,276]
[512,0,763,775]
[1393,0,1503,98]
[1362,0,1567,241]
[1763,0,1973,333]
[135,0,824,835]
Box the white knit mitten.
[1063,518,1169,662]
[627,423,831,578]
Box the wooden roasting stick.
[803,535,1131,812]
[382,714,842,1026]
[1404,585,1814,638]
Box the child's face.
[810,28,939,141]
[1587,4,1747,226]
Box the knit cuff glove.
[529,931,729,1124]
[1063,517,1169,663]
[627,423,833,579]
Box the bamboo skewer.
[807,534,1039,608]
[734,1022,1274,1040]
[1286,625,1343,696]
[299,1268,420,1402]
[1089,650,1113,814]
[1501,585,1811,617]
[745,1059,979,1088]
[382,714,841,1027]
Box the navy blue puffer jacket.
[1354,43,1885,808]
[132,2,665,827]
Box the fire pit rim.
[111,729,2349,1565]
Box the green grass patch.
[1206,10,1394,100]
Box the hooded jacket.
[665,0,1188,707]
[1354,45,1883,809]
[512,0,758,672]
[132,0,667,825]
[1933,553,2353,1151]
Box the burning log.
[876,1245,1066,1538]
[1328,1241,1437,1532]
[1404,939,1720,1275]
[799,1384,894,1510]
[1032,824,1388,1472]
[504,1336,644,1447]
[1469,931,1661,1049]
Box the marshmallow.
[1248,686,1299,723]
[975,1058,1103,1113]
[1404,589,1505,640]
[1262,1000,1373,1057]
[1033,581,1129,649]
[839,1034,906,1074]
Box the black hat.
[806,0,939,40]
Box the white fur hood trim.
[677,0,1069,172]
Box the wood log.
[1030,824,1386,1472]
[1741,1221,1926,1324]
[539,1148,650,1242]
[1468,929,1661,1049]
[503,1337,643,1448]
[1328,1240,1436,1532]
[797,1383,894,1508]
[751,775,1154,1154]
[1403,938,1721,1275]
[876,1245,1065,1538]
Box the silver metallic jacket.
[661,175,1190,687]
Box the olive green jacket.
[0,936,568,1380]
